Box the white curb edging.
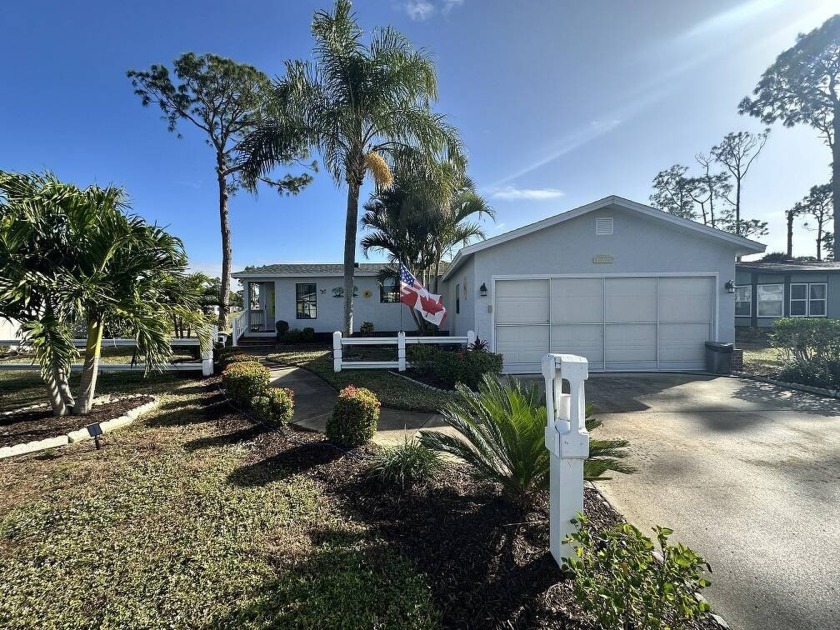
[0,396,159,459]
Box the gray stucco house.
[442,196,764,373]
[734,260,840,328]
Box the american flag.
[399,264,447,327]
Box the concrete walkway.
[269,365,449,445]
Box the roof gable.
[443,195,765,281]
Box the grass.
[738,338,784,374]
[266,347,455,413]
[0,346,197,365]
[0,372,438,629]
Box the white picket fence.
[333,330,475,372]
[0,329,218,375]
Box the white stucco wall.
[443,202,745,353]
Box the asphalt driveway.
[586,374,840,630]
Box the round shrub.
[252,387,295,426]
[326,385,381,447]
[222,361,270,407]
[218,351,260,370]
[367,438,443,491]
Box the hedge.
[326,386,380,447]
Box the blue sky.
[2,0,837,279]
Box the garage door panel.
[495,325,549,371]
[659,277,713,323]
[550,324,604,369]
[659,323,709,366]
[606,278,657,322]
[495,279,548,324]
[550,278,603,323]
[605,324,657,363]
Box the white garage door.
[494,276,715,373]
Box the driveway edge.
[732,370,840,399]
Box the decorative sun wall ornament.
[363,289,373,299]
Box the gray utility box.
[705,341,734,374]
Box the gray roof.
[737,261,840,273]
[233,263,393,277]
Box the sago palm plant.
[419,375,634,507]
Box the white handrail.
[231,312,248,347]
[333,330,475,372]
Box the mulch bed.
[229,421,718,629]
[392,368,454,391]
[0,396,154,448]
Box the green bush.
[219,352,260,370]
[367,438,443,491]
[284,327,317,344]
[252,387,295,425]
[222,361,270,407]
[566,514,711,630]
[359,321,374,335]
[419,375,634,507]
[326,385,380,447]
[771,318,840,388]
[275,319,289,340]
[407,345,503,390]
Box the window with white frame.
[757,284,784,317]
[790,282,827,317]
[379,277,399,303]
[735,286,751,317]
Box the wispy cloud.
[403,0,464,21]
[488,186,565,201]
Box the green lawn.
[266,347,455,413]
[0,346,197,366]
[0,371,437,629]
[739,339,784,374]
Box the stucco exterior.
[441,196,764,370]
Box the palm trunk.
[56,366,74,407]
[217,158,232,332]
[343,180,361,335]
[74,318,104,415]
[833,107,840,261]
[433,244,442,294]
[787,209,795,257]
[45,370,68,417]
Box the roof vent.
[595,217,613,235]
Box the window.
[791,282,827,317]
[296,283,317,319]
[380,277,399,303]
[735,286,751,317]
[757,284,784,318]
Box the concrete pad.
[586,374,840,630]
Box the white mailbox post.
[541,353,589,565]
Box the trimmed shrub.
[275,319,290,340]
[407,344,503,390]
[219,352,260,370]
[367,438,443,491]
[771,318,840,388]
[252,387,295,425]
[566,514,711,630]
[359,321,374,336]
[283,327,317,344]
[222,361,270,407]
[326,385,380,447]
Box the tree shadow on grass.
[144,392,231,428]
[183,425,265,452]
[227,441,345,487]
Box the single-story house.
[232,263,404,337]
[233,195,765,373]
[441,195,764,373]
[734,260,840,328]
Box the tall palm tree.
[0,171,205,416]
[241,0,463,334]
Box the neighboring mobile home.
[734,260,840,328]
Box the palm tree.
[0,171,206,416]
[241,0,463,334]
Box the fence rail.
[333,330,475,372]
[0,328,218,375]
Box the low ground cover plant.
[326,385,380,447]
[419,375,634,506]
[367,438,444,491]
[222,361,271,407]
[252,387,295,425]
[771,318,840,388]
[407,344,503,390]
[566,514,711,630]
[359,321,374,335]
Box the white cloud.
[489,186,565,201]
[404,0,436,20]
[403,0,464,21]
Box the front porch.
[244,280,276,333]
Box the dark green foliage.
[326,385,380,447]
[419,376,634,506]
[772,318,840,388]
[367,438,444,491]
[359,321,374,336]
[219,352,261,370]
[407,345,502,390]
[283,327,316,344]
[566,514,711,630]
[222,362,270,407]
[251,387,295,425]
[275,319,289,339]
